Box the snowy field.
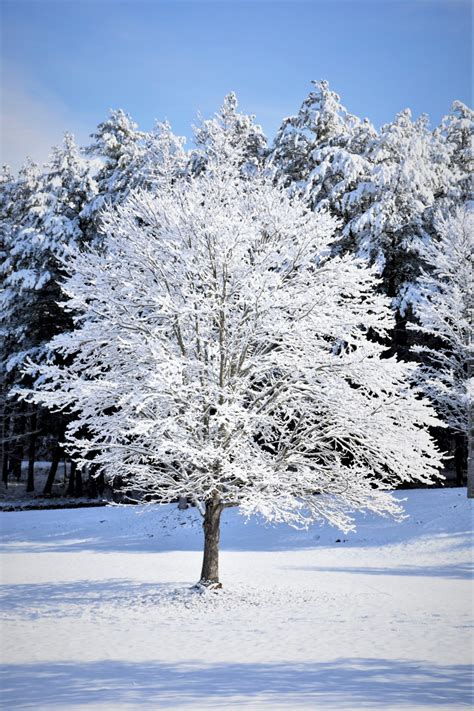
[0,488,472,710]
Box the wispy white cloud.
[0,65,90,173]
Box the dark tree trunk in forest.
[2,412,10,489]
[95,470,105,495]
[383,307,408,361]
[87,468,98,498]
[86,465,104,498]
[43,447,62,495]
[75,466,83,498]
[26,411,37,492]
[199,498,224,588]
[66,461,76,496]
[44,421,66,495]
[9,408,25,481]
[383,251,410,362]
[392,310,408,358]
[454,432,467,487]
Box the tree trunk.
[391,309,408,360]
[66,461,76,497]
[26,411,37,493]
[2,411,10,489]
[75,466,83,498]
[199,498,224,588]
[9,407,25,481]
[95,470,105,496]
[43,446,61,495]
[44,420,67,495]
[87,467,98,498]
[454,432,467,487]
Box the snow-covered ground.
[0,488,472,710]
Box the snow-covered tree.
[83,109,145,225]
[1,159,43,487]
[269,80,376,217]
[270,80,345,188]
[270,85,450,367]
[341,110,443,359]
[133,120,187,191]
[1,136,96,491]
[84,111,187,225]
[439,101,474,203]
[191,92,267,176]
[22,142,443,587]
[0,164,17,485]
[303,117,376,218]
[1,134,95,375]
[411,206,473,493]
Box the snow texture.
[0,488,472,710]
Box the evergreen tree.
[0,164,16,486]
[84,111,187,222]
[1,135,95,374]
[1,160,43,487]
[411,206,473,492]
[132,120,187,191]
[1,136,96,491]
[439,101,474,203]
[191,92,268,176]
[270,80,347,188]
[83,109,145,226]
[269,80,376,212]
[340,110,443,358]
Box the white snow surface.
[0,488,472,710]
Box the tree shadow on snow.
[0,658,472,708]
[0,580,190,617]
[288,562,474,580]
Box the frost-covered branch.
[21,144,444,532]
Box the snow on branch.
[20,149,444,531]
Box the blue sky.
[1,0,472,170]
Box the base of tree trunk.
[192,580,223,592]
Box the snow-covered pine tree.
[439,101,474,203]
[22,127,443,587]
[270,80,347,184]
[191,92,268,176]
[1,135,95,375]
[0,164,16,486]
[402,101,473,485]
[418,102,471,263]
[411,206,473,493]
[270,84,452,380]
[83,109,145,230]
[134,120,187,191]
[341,110,443,360]
[1,159,43,487]
[84,111,187,228]
[269,80,376,222]
[1,136,96,492]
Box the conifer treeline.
[1,82,472,496]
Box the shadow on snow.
[1,658,472,708]
[0,580,188,616]
[287,562,474,580]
